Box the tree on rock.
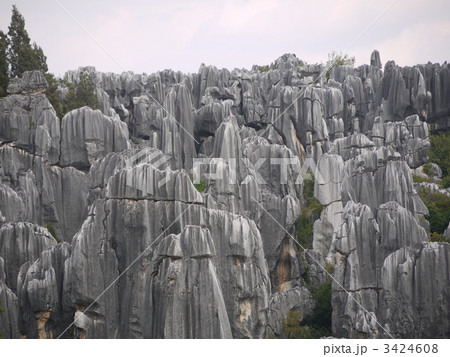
[0,31,8,96]
[73,72,100,110]
[7,5,48,77]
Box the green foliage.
[412,175,434,184]
[7,5,47,77]
[45,72,100,118]
[72,72,100,110]
[188,173,207,193]
[325,51,356,79]
[258,64,276,72]
[0,31,8,97]
[279,280,333,338]
[418,188,450,235]
[442,176,450,189]
[423,163,433,176]
[416,132,450,240]
[429,132,450,178]
[45,73,65,118]
[325,261,335,275]
[194,180,207,193]
[304,280,332,333]
[46,223,62,244]
[427,131,450,189]
[429,232,450,244]
[296,176,322,249]
[280,310,325,339]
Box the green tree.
[7,5,47,77]
[45,73,63,117]
[418,188,450,236]
[429,132,450,178]
[279,280,333,338]
[73,72,100,110]
[45,72,100,118]
[325,51,355,79]
[0,31,8,96]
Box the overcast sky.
[0,0,449,76]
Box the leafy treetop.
[7,5,48,77]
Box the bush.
[188,173,207,193]
[279,280,333,338]
[429,232,450,244]
[258,65,271,72]
[296,176,322,249]
[412,175,434,184]
[325,51,355,79]
[442,176,450,189]
[303,280,332,333]
[194,180,207,193]
[280,310,327,339]
[45,72,100,118]
[423,163,433,176]
[46,223,62,243]
[429,132,450,177]
[418,188,450,235]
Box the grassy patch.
[188,173,207,193]
[412,175,435,184]
[46,223,62,243]
[258,65,271,72]
[296,176,322,249]
[194,180,207,193]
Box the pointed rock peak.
[370,50,382,69]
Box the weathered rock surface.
[378,243,450,338]
[332,199,433,338]
[0,52,449,339]
[60,107,129,169]
[7,71,48,95]
[0,257,20,338]
[0,89,60,164]
[0,222,56,293]
[17,243,72,338]
[151,225,232,338]
[267,286,314,336]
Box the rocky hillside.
[0,51,449,338]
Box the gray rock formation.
[17,243,72,338]
[151,225,232,338]
[60,107,129,169]
[7,71,48,95]
[0,257,20,338]
[0,51,448,339]
[379,242,450,338]
[0,222,56,292]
